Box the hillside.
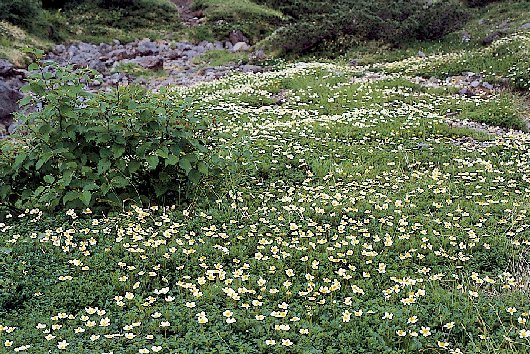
[1,0,530,353]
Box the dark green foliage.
[0,0,42,31]
[0,51,216,212]
[465,0,502,7]
[257,0,470,54]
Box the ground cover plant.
[1,55,530,353]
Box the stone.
[240,65,263,73]
[214,41,224,50]
[458,88,473,97]
[462,31,471,43]
[137,39,159,56]
[108,49,130,61]
[232,42,251,52]
[0,59,14,77]
[229,30,249,45]
[250,49,267,61]
[416,142,431,150]
[0,81,22,124]
[470,80,481,88]
[417,50,426,58]
[166,49,183,60]
[53,44,66,54]
[132,56,164,70]
[521,23,530,30]
[482,82,494,90]
[224,41,233,50]
[481,31,501,46]
[182,50,199,59]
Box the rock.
[131,56,164,70]
[108,49,131,61]
[521,23,530,30]
[482,82,494,90]
[7,120,20,135]
[214,41,224,50]
[458,88,473,97]
[481,31,502,46]
[182,49,199,59]
[137,39,159,56]
[470,80,481,88]
[416,142,431,150]
[229,30,249,45]
[250,49,267,61]
[0,81,22,127]
[417,50,426,58]
[0,60,15,77]
[232,42,251,52]
[166,49,183,60]
[224,41,233,50]
[462,31,471,43]
[53,44,66,54]
[240,65,263,73]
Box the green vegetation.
[60,0,182,44]
[1,0,530,353]
[1,61,530,352]
[0,21,53,66]
[191,0,283,43]
[0,53,215,212]
[0,0,181,65]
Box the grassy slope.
[0,0,182,66]
[1,61,530,352]
[339,1,530,88]
[1,2,530,353]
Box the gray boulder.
[232,42,251,52]
[0,81,22,132]
[131,56,164,70]
[229,30,249,45]
[240,65,263,73]
[0,60,14,77]
[481,31,502,46]
[137,39,159,56]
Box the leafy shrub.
[464,0,502,7]
[0,51,216,212]
[192,0,284,43]
[257,0,469,54]
[62,0,181,41]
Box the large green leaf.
[146,155,159,170]
[178,156,192,173]
[80,190,92,206]
[98,159,111,174]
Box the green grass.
[0,21,53,66]
[60,0,182,44]
[336,1,530,90]
[1,61,530,353]
[0,0,182,65]
[190,0,283,43]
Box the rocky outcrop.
[0,59,26,137]
[44,38,266,90]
